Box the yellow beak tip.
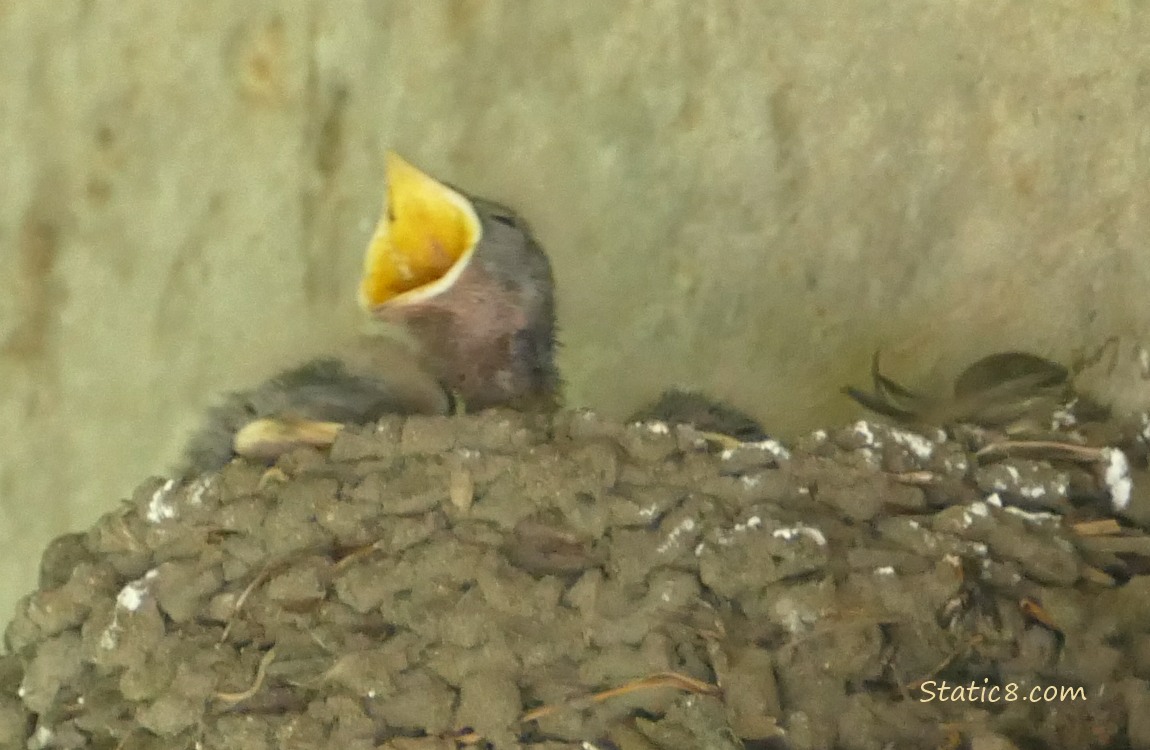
[360,153,482,310]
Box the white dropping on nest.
[187,475,214,506]
[733,516,763,533]
[656,518,696,554]
[115,569,158,612]
[853,420,878,447]
[147,478,178,523]
[772,523,827,546]
[1005,506,1059,523]
[753,438,792,460]
[641,420,670,434]
[1051,399,1078,430]
[721,438,791,462]
[959,501,990,528]
[887,427,935,460]
[1102,448,1133,511]
[102,570,157,651]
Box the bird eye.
[490,212,517,227]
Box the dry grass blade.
[520,671,720,724]
[1019,598,1063,635]
[892,471,937,486]
[219,564,276,643]
[1072,518,1123,536]
[975,440,1105,463]
[1076,535,1150,555]
[694,430,746,451]
[332,540,386,573]
[214,646,277,704]
[1079,566,1117,586]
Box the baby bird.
[180,154,558,475]
[629,388,769,442]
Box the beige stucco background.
[1,2,1148,623]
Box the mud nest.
[7,409,1150,750]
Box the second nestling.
[842,350,1105,435]
[179,153,559,476]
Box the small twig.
[214,646,277,704]
[1072,518,1123,537]
[520,671,719,724]
[219,564,276,643]
[1079,565,1117,586]
[976,440,1105,463]
[331,541,386,573]
[257,467,291,489]
[891,471,937,486]
[1077,535,1150,555]
[452,729,482,745]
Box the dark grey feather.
[179,358,448,476]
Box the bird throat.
[388,261,532,411]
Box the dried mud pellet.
[399,415,457,455]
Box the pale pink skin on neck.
[377,260,534,410]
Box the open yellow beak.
[358,152,482,311]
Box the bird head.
[358,153,558,411]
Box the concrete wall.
[1,1,1148,621]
